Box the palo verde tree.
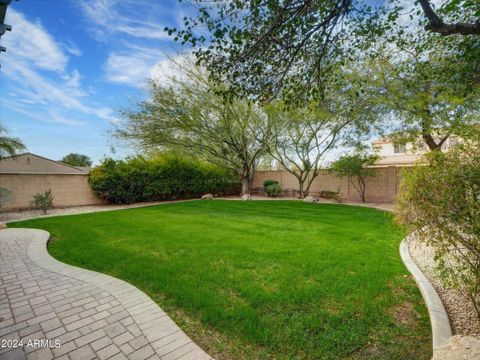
[330,153,379,203]
[117,65,272,196]
[60,153,92,167]
[265,103,347,198]
[168,0,479,102]
[264,64,376,198]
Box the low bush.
[319,190,342,203]
[31,189,54,214]
[263,179,279,188]
[265,183,282,197]
[89,154,240,204]
[396,144,480,317]
[263,179,282,197]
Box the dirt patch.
[389,301,421,328]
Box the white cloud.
[63,40,82,57]
[4,9,68,72]
[78,0,172,41]
[1,9,117,125]
[149,55,192,85]
[104,44,190,88]
[104,52,153,87]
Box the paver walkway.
[0,228,212,360]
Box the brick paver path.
[0,229,212,360]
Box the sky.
[0,0,429,165]
[0,0,195,164]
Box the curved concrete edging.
[17,228,213,360]
[399,234,452,350]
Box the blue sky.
[0,0,195,164]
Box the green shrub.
[265,183,282,197]
[396,144,480,317]
[31,189,54,214]
[263,179,279,188]
[89,154,240,204]
[319,190,342,203]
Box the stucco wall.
[252,167,404,203]
[0,173,104,210]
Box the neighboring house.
[0,153,102,210]
[371,136,459,167]
[0,153,90,174]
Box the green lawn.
[10,201,431,359]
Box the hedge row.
[89,155,240,204]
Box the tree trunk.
[240,177,250,196]
[298,181,307,199]
[359,177,366,203]
[422,133,441,150]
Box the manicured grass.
[10,201,431,359]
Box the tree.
[169,0,479,102]
[117,66,272,196]
[330,153,379,203]
[363,45,479,150]
[0,124,25,158]
[60,153,92,167]
[418,0,480,35]
[396,142,480,317]
[264,62,378,198]
[266,103,348,198]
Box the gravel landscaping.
[0,201,169,222]
[1,197,393,223]
[408,234,480,335]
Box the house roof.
[0,152,90,174]
[371,137,391,145]
[370,154,423,168]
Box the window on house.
[26,157,31,164]
[394,144,406,154]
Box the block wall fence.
[252,167,405,203]
[0,166,406,210]
[0,173,105,210]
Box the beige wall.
[0,173,104,210]
[252,167,404,203]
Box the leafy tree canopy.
[358,42,480,149]
[169,0,479,102]
[116,63,272,195]
[0,124,25,158]
[330,152,380,203]
[60,153,92,167]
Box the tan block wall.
[252,167,403,203]
[0,174,104,210]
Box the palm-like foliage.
[0,124,25,158]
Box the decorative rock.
[433,335,480,360]
[302,196,318,203]
[201,193,214,200]
[0,222,7,230]
[241,194,251,201]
